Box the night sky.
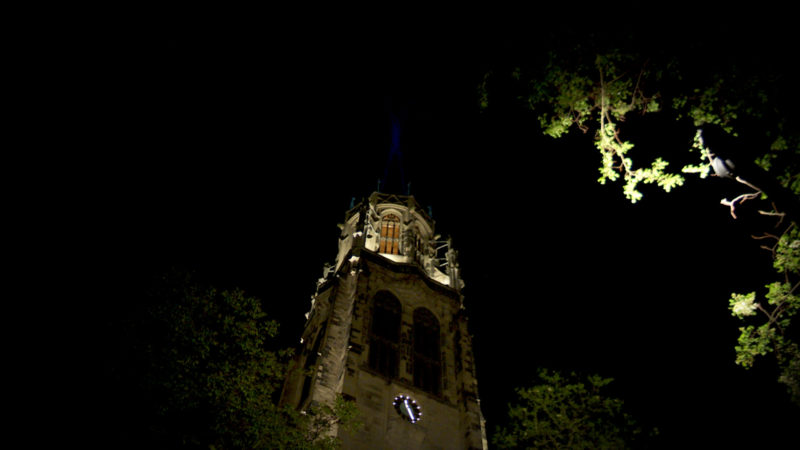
[93,9,799,448]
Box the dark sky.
[93,10,799,448]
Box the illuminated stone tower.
[281,192,487,449]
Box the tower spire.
[380,110,408,194]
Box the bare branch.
[758,202,787,228]
[751,233,781,241]
[758,210,787,217]
[613,127,624,146]
[599,65,605,135]
[718,176,767,219]
[629,60,650,112]
[752,233,780,256]
[756,303,775,323]
[721,191,761,219]
[735,176,763,192]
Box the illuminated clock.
[392,394,422,423]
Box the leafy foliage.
[729,226,800,405]
[300,396,364,450]
[479,37,800,403]
[479,42,799,204]
[123,270,361,448]
[488,49,684,203]
[493,369,655,449]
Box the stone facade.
[281,193,487,449]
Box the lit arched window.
[413,308,441,395]
[379,214,401,255]
[368,291,401,378]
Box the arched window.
[368,291,401,378]
[379,214,401,255]
[413,308,441,395]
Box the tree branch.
[757,303,775,323]
[629,60,650,112]
[736,176,763,192]
[758,205,786,228]
[758,210,786,217]
[721,191,761,218]
[599,65,606,142]
[719,175,767,218]
[751,233,781,241]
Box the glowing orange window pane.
[380,215,401,255]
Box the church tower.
[281,191,487,449]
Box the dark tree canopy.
[493,369,656,449]
[104,270,360,449]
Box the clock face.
[393,394,422,423]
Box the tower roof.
[345,192,433,227]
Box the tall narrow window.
[368,291,401,378]
[413,308,441,395]
[379,214,401,255]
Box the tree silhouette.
[107,269,360,448]
[493,369,655,449]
